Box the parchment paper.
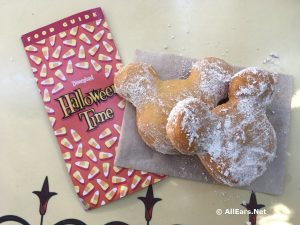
[115,50,293,195]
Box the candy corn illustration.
[79,33,91,44]
[30,55,42,65]
[105,136,117,148]
[113,166,122,173]
[86,149,97,162]
[99,152,113,159]
[49,61,62,69]
[74,185,80,194]
[96,19,102,26]
[36,39,45,44]
[66,163,71,173]
[88,138,100,149]
[48,117,56,127]
[70,26,78,36]
[32,67,37,73]
[119,186,128,198]
[96,178,109,191]
[83,183,94,196]
[107,32,112,40]
[51,82,64,94]
[78,45,85,59]
[43,88,50,102]
[75,62,89,69]
[93,30,104,41]
[112,176,126,184]
[99,128,111,139]
[104,65,112,78]
[81,24,95,33]
[71,129,81,142]
[90,190,99,205]
[141,171,148,175]
[75,161,89,169]
[59,31,67,38]
[54,70,66,81]
[103,41,113,53]
[42,47,49,60]
[105,187,117,201]
[45,105,54,114]
[63,39,76,47]
[49,35,56,46]
[98,54,112,61]
[75,143,83,158]
[101,200,106,206]
[52,45,61,59]
[79,198,90,210]
[103,162,110,177]
[118,99,126,109]
[154,178,161,183]
[141,176,151,188]
[25,45,38,52]
[116,63,123,70]
[115,51,121,60]
[131,175,141,190]
[54,127,66,136]
[66,60,73,74]
[128,169,134,177]
[40,64,47,77]
[61,137,73,150]
[103,21,109,28]
[88,166,99,179]
[73,170,84,184]
[62,49,75,59]
[113,124,121,134]
[91,59,101,72]
[63,152,71,160]
[88,44,99,56]
[41,77,54,86]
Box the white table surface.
[0,0,299,224]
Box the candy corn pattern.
[62,49,76,59]
[71,129,81,142]
[90,190,99,204]
[99,128,111,139]
[22,7,165,210]
[75,161,89,169]
[75,143,83,158]
[40,64,47,77]
[88,166,100,179]
[63,39,77,47]
[78,45,86,59]
[42,47,49,60]
[41,77,54,85]
[54,127,66,136]
[88,138,100,149]
[86,149,97,162]
[105,136,117,148]
[54,70,66,81]
[119,186,128,198]
[83,183,94,196]
[52,46,61,59]
[91,59,101,71]
[105,65,112,78]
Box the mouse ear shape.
[189,57,234,107]
[114,63,159,107]
[166,97,218,155]
[229,67,276,106]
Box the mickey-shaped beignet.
[114,58,234,154]
[166,68,277,186]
